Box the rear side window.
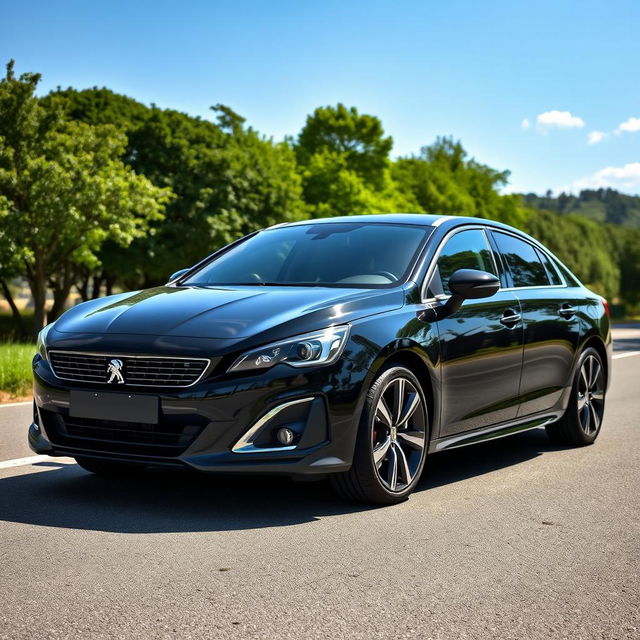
[434,229,497,295]
[554,259,581,287]
[536,249,563,286]
[493,232,549,288]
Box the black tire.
[546,346,606,446]
[74,456,144,476]
[330,365,429,505]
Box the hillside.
[523,188,640,228]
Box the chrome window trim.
[232,397,315,454]
[499,284,567,292]
[48,350,212,388]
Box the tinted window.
[494,232,549,288]
[537,249,562,286]
[435,229,497,295]
[184,223,430,288]
[554,259,581,287]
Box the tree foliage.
[52,88,307,287]
[296,103,392,188]
[522,209,621,300]
[295,104,418,216]
[1,62,639,333]
[524,188,640,228]
[0,61,171,330]
[393,138,527,228]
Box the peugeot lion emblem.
[107,358,125,384]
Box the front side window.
[493,232,549,288]
[432,229,497,295]
[183,223,431,288]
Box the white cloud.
[615,116,640,135]
[587,131,606,144]
[561,162,640,193]
[536,110,585,129]
[521,118,531,129]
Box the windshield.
[183,222,432,288]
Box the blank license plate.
[69,391,159,424]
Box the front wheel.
[330,365,429,504]
[546,347,606,446]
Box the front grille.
[49,351,210,387]
[42,410,207,457]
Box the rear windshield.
[183,222,432,288]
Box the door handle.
[500,309,521,327]
[559,303,576,319]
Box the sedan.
[30,214,611,504]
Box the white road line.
[0,400,32,409]
[0,455,75,470]
[612,351,640,360]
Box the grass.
[0,342,35,399]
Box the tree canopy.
[1,61,639,336]
[0,61,171,330]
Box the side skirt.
[432,414,559,452]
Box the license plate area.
[69,391,159,424]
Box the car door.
[489,230,581,417]
[427,227,524,437]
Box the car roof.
[273,213,443,228]
[272,213,527,236]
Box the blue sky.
[2,0,639,195]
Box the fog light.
[276,427,295,446]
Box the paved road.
[1,331,639,639]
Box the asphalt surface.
[1,329,639,639]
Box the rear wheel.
[546,347,606,446]
[330,365,429,504]
[74,457,143,476]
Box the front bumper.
[30,353,367,476]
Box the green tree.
[0,61,171,331]
[619,229,640,308]
[295,104,418,216]
[296,103,393,189]
[301,148,420,217]
[50,89,308,289]
[393,137,527,228]
[523,209,620,300]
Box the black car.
[30,214,612,504]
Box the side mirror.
[168,268,190,283]
[448,269,500,300]
[434,269,500,319]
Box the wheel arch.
[365,343,439,442]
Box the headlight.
[36,323,54,361]
[229,325,350,373]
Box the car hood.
[54,285,406,339]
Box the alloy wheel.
[577,354,605,435]
[372,376,427,492]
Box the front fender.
[344,306,441,440]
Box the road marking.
[0,401,31,409]
[0,455,75,470]
[612,351,640,360]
